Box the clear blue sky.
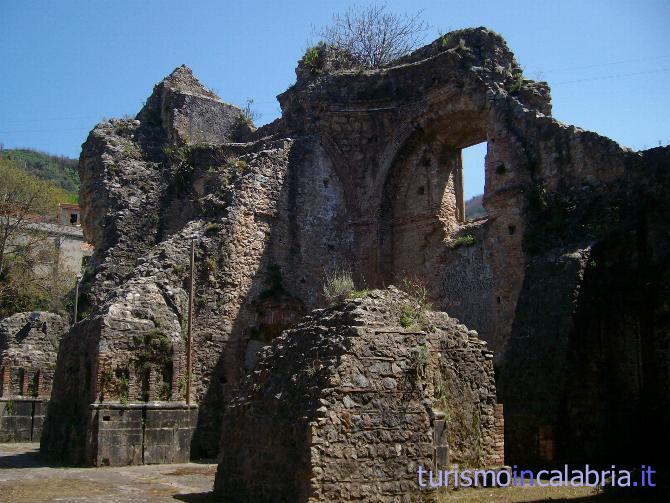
[1,0,668,198]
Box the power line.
[539,54,670,73]
[1,64,667,135]
[0,127,91,134]
[0,115,101,124]
[552,67,670,85]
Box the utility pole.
[73,273,82,325]
[186,237,195,405]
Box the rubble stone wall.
[216,289,502,502]
[0,312,68,442]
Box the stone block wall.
[87,403,198,466]
[0,399,48,442]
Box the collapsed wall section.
[277,28,670,469]
[78,65,253,307]
[276,28,548,360]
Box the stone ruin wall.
[277,31,669,469]
[216,289,503,501]
[0,311,68,442]
[39,26,670,476]
[44,63,361,463]
[273,30,546,360]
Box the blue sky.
[1,0,668,198]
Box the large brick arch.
[375,104,490,286]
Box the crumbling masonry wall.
[275,29,669,467]
[42,65,303,463]
[216,289,503,502]
[0,312,68,442]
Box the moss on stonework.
[450,234,476,249]
[303,44,322,74]
[397,278,433,330]
[129,324,174,401]
[407,345,429,382]
[164,144,195,194]
[135,327,172,371]
[205,222,222,235]
[99,366,129,404]
[399,303,420,327]
[224,156,248,174]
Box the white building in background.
[9,204,93,277]
[57,203,81,227]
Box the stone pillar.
[42,369,56,398]
[31,369,40,397]
[17,368,26,396]
[171,357,180,400]
[23,369,35,396]
[148,368,159,401]
[128,367,140,401]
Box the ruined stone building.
[0,311,68,442]
[38,26,669,499]
[217,288,503,501]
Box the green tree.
[0,160,75,317]
[0,148,79,199]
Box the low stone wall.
[0,398,48,442]
[87,403,198,466]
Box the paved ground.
[0,443,218,502]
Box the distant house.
[57,203,81,227]
[7,203,93,278]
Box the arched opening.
[377,111,488,286]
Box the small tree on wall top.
[316,4,428,68]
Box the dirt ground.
[0,443,217,502]
[0,443,651,502]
